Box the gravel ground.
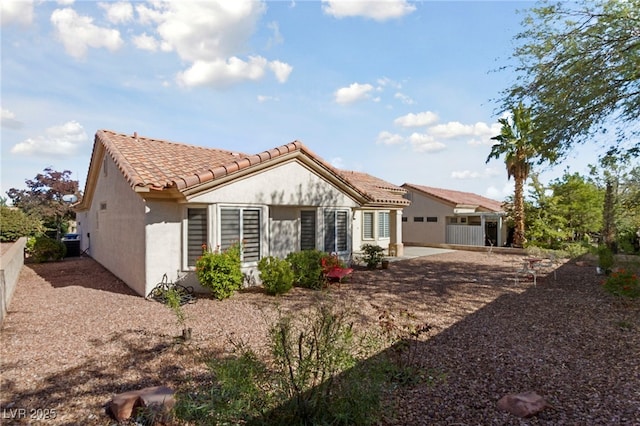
[1,250,639,425]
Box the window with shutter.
[323,210,348,253]
[220,207,261,262]
[363,211,374,239]
[187,208,207,266]
[300,210,316,250]
[378,211,390,238]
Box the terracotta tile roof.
[96,129,306,191]
[339,170,410,206]
[402,183,504,212]
[91,130,410,208]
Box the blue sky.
[1,0,604,202]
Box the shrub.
[0,206,43,242]
[174,304,392,425]
[361,244,385,269]
[258,256,294,295]
[196,244,242,300]
[597,244,615,274]
[602,269,640,299]
[31,236,66,262]
[286,250,326,289]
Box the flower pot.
[381,260,390,269]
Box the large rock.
[108,386,175,421]
[497,391,549,418]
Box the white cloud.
[1,0,34,26]
[376,77,401,89]
[266,21,284,48]
[50,8,123,59]
[177,56,272,88]
[1,108,23,129]
[99,1,133,24]
[11,121,88,156]
[133,1,292,88]
[394,111,439,128]
[451,168,501,179]
[394,92,415,105]
[334,83,374,104]
[257,95,279,102]
[408,132,446,153]
[428,120,501,144]
[268,60,293,83]
[486,182,513,200]
[138,1,266,62]
[376,131,404,145]
[133,32,159,51]
[322,0,416,21]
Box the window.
[461,217,467,223]
[427,216,438,222]
[324,210,348,253]
[402,217,407,222]
[363,211,374,239]
[100,202,107,210]
[221,208,261,262]
[378,211,390,238]
[187,208,207,266]
[414,217,424,222]
[300,210,316,250]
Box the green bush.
[597,244,615,273]
[602,269,640,299]
[0,206,43,242]
[258,256,294,295]
[196,244,242,300]
[286,249,326,289]
[361,244,385,269]
[31,236,66,262]
[174,304,393,425]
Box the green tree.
[6,168,80,239]
[487,102,539,247]
[504,0,640,160]
[524,174,567,248]
[550,171,604,242]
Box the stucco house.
[74,130,408,296]
[400,183,507,248]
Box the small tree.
[6,168,80,239]
[0,206,43,242]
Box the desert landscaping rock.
[1,252,638,425]
[497,391,549,418]
[108,386,174,421]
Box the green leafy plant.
[602,269,640,299]
[196,244,242,300]
[286,250,326,289]
[174,304,391,425]
[361,244,385,269]
[597,244,615,274]
[258,256,294,295]
[30,236,66,262]
[0,206,43,242]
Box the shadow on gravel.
[27,256,137,296]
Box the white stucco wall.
[77,155,147,295]
[401,191,452,245]
[144,200,183,295]
[352,209,393,253]
[189,160,358,208]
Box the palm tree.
[487,102,539,248]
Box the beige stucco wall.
[1,237,26,325]
[77,155,147,295]
[402,191,452,245]
[352,209,393,253]
[189,160,359,208]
